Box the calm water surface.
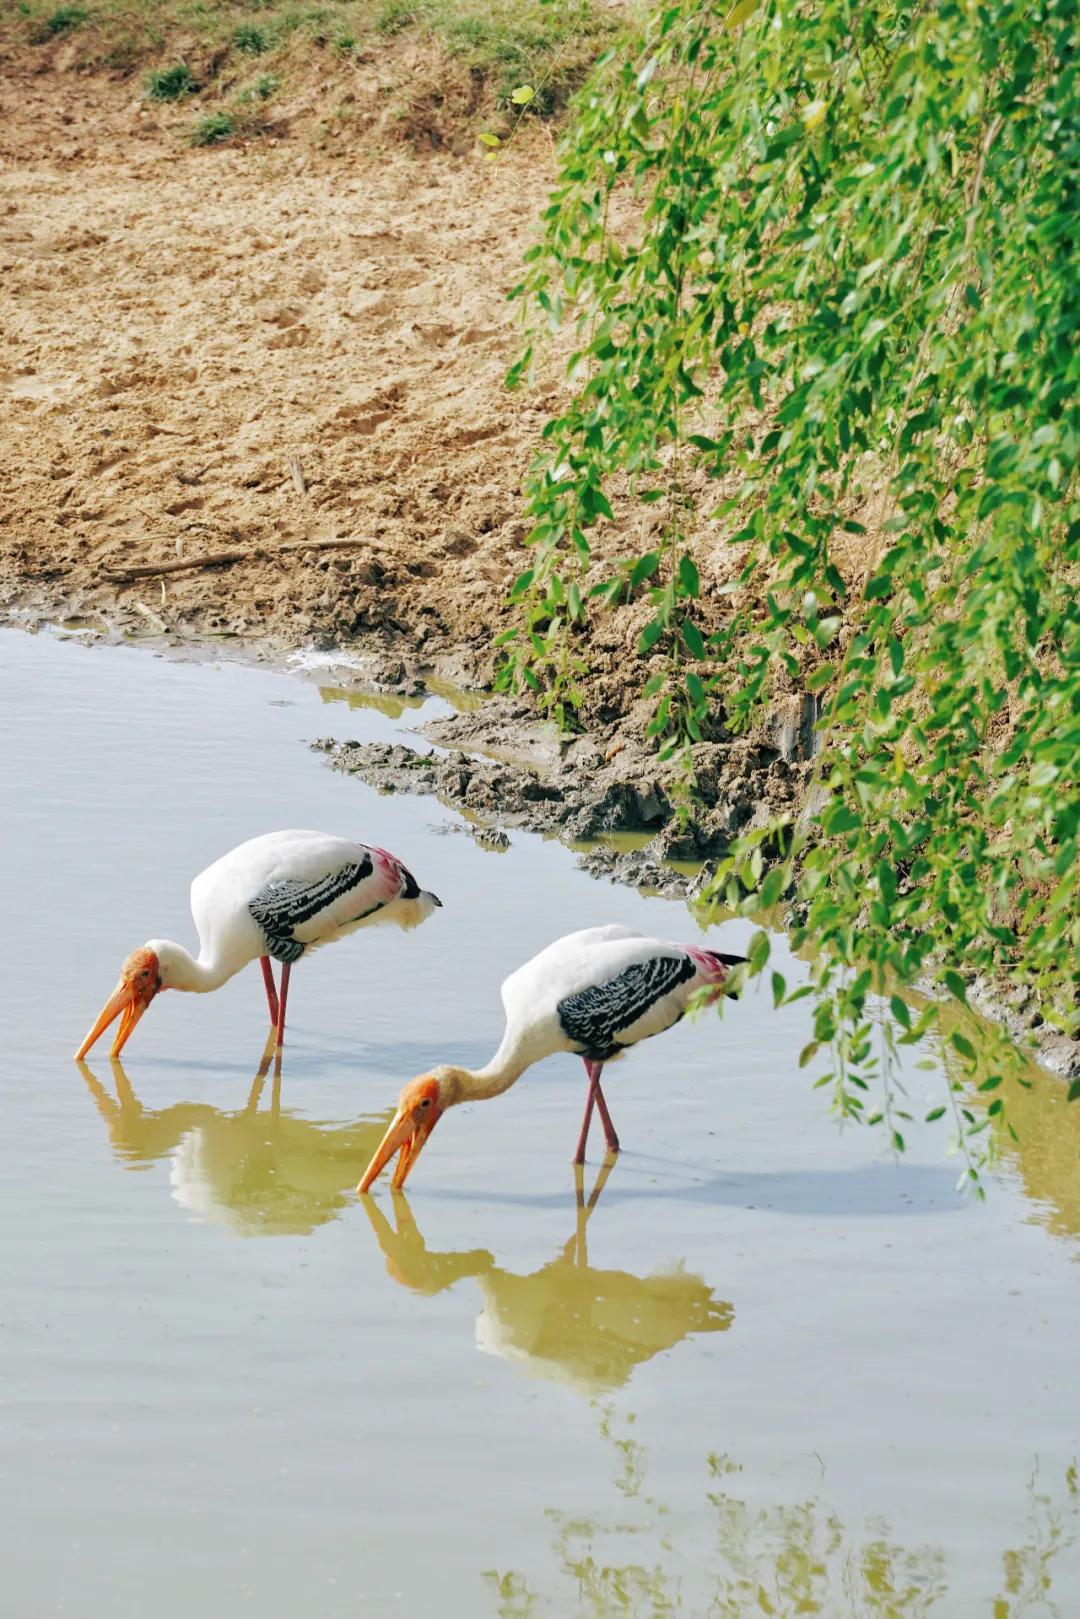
[2,628,1079,1617]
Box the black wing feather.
[557,954,697,1060]
[249,855,374,964]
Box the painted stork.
[358,923,745,1192]
[75,829,441,1069]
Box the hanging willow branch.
[501,0,1079,1175]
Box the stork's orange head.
[357,1073,448,1194]
[75,945,162,1061]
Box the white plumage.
[496,923,722,1068]
[75,828,441,1065]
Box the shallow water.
[3,627,1079,1618]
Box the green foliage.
[13,0,615,114]
[32,5,87,37]
[190,109,234,144]
[237,71,279,101]
[505,0,1080,1172]
[379,0,609,116]
[146,61,197,99]
[374,0,418,33]
[232,22,268,52]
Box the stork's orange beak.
[357,1103,441,1194]
[74,978,152,1061]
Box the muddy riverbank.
[312,689,813,898]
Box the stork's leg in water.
[260,957,280,1027]
[572,1063,597,1166]
[572,1059,619,1164]
[273,963,291,1077]
[592,1063,620,1155]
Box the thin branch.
[100,535,374,583]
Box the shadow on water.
[438,1159,963,1217]
[485,1413,1080,1618]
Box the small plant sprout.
[146,63,198,101]
[34,6,87,38]
[190,110,234,146]
[232,23,266,54]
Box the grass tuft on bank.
[9,0,620,125]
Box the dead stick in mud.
[102,537,371,582]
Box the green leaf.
[1068,1080,1080,1104]
[510,85,535,105]
[804,665,835,693]
[924,1106,946,1122]
[747,930,770,972]
[630,553,661,590]
[678,556,700,597]
[478,132,501,148]
[889,995,911,1030]
[724,0,758,28]
[680,618,706,659]
[638,617,664,654]
[824,805,861,835]
[685,671,706,706]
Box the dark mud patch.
[311,695,814,902]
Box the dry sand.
[0,44,566,674]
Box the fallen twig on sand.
[103,536,370,582]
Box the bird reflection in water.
[76,1059,387,1237]
[362,1161,734,1393]
[77,1064,733,1391]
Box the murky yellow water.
[3,628,1079,1617]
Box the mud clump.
[311,700,812,901]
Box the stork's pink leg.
[592,1066,620,1155]
[572,1066,597,1166]
[260,957,280,1027]
[573,1058,620,1164]
[273,963,291,1077]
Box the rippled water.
[3,628,1079,1617]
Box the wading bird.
[75,830,441,1070]
[358,924,745,1193]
